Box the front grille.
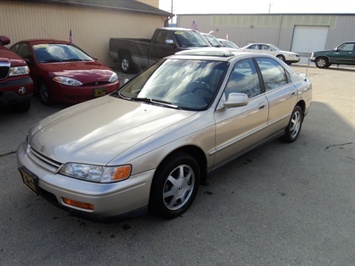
[86,81,109,86]
[0,66,9,80]
[28,146,62,173]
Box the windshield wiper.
[131,97,180,109]
[61,58,84,62]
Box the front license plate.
[19,167,39,195]
[94,88,106,97]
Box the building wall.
[0,1,167,67]
[177,14,355,52]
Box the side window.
[255,57,289,91]
[224,59,261,99]
[155,31,174,45]
[10,44,19,53]
[17,43,33,61]
[338,43,354,52]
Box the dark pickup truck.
[109,27,210,73]
[0,35,33,112]
[310,41,355,68]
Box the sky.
[159,0,355,14]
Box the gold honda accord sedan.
[17,48,312,219]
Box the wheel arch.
[118,49,131,58]
[296,100,306,117]
[155,145,208,184]
[276,54,285,60]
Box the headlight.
[108,72,118,83]
[52,76,83,86]
[58,163,131,183]
[9,66,29,76]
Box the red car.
[10,39,119,105]
[0,35,33,112]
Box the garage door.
[291,26,329,64]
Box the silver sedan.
[241,43,300,65]
[17,48,312,219]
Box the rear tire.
[149,152,200,219]
[120,54,134,74]
[282,105,303,143]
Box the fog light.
[62,197,94,210]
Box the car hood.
[40,61,114,81]
[0,48,27,67]
[29,96,196,165]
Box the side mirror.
[224,93,249,108]
[165,39,176,47]
[0,35,10,46]
[25,58,33,65]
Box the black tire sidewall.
[39,81,53,105]
[149,152,200,219]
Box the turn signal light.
[112,165,131,181]
[62,197,94,210]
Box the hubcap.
[163,164,195,211]
[121,59,129,71]
[317,59,326,67]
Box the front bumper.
[49,81,120,104]
[0,77,33,105]
[17,142,154,217]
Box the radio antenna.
[41,27,54,41]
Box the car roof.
[16,39,71,45]
[158,27,197,32]
[170,47,271,62]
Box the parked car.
[218,38,240,49]
[202,33,240,53]
[10,39,119,105]
[109,27,210,73]
[17,48,312,220]
[0,35,33,112]
[241,43,300,65]
[201,33,223,47]
[310,41,355,68]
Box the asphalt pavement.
[0,65,354,266]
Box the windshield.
[172,31,210,48]
[268,44,280,51]
[118,59,228,111]
[203,34,222,47]
[33,43,94,63]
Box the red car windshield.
[33,44,93,63]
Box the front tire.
[149,152,200,219]
[276,55,285,62]
[282,105,304,143]
[315,57,329,68]
[12,99,31,112]
[39,81,53,106]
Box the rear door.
[254,57,298,132]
